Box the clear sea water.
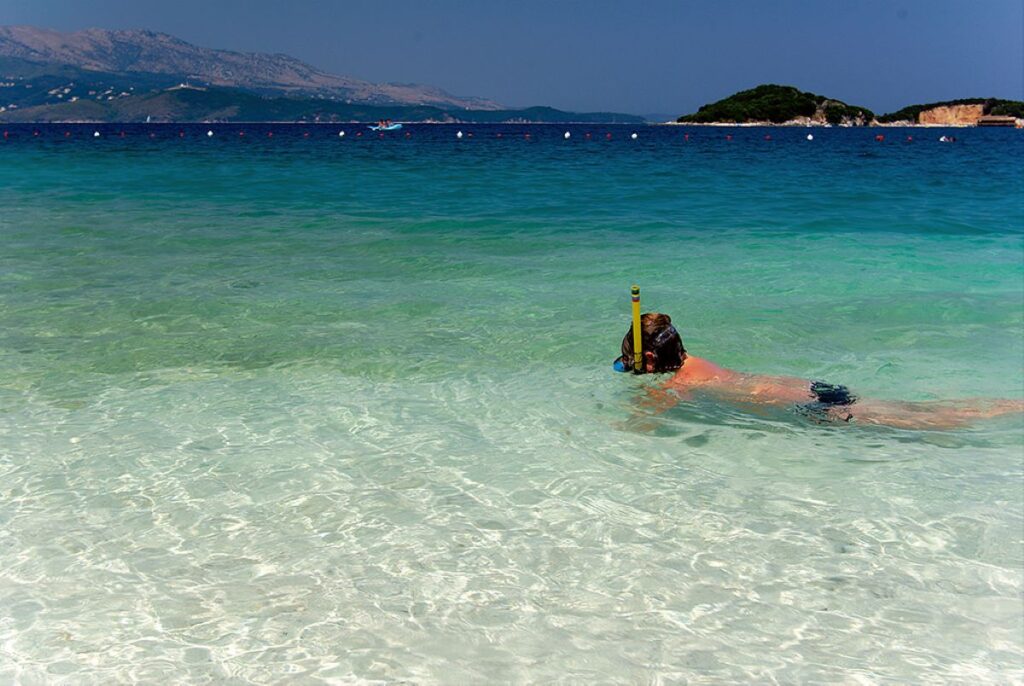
[1,123,1022,684]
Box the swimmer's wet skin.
[617,311,1024,430]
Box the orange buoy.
[726,134,732,140]
[267,131,273,137]
[875,134,884,142]
[764,134,772,140]
[606,133,612,139]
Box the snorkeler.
[615,312,1023,430]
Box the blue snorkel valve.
[613,359,628,373]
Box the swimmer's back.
[668,355,737,386]
[667,355,813,404]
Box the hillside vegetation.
[0,51,641,123]
[0,81,643,123]
[677,84,873,125]
[878,98,1024,122]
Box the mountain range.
[0,26,642,123]
[0,25,500,109]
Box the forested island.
[677,85,873,125]
[676,84,1024,127]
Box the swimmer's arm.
[640,384,689,413]
[615,384,689,434]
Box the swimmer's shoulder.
[668,355,737,386]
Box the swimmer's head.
[616,312,686,374]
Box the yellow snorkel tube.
[631,284,643,374]
[612,284,645,374]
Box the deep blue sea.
[1,123,1022,683]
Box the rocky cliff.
[917,104,984,126]
[878,98,1024,125]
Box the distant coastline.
[2,25,1021,127]
[0,90,645,125]
[672,85,1024,128]
[662,120,1020,128]
[3,120,646,126]
[0,27,642,125]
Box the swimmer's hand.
[615,386,688,433]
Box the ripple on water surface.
[0,125,1022,683]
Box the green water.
[1,124,1022,683]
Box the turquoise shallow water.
[1,124,1022,683]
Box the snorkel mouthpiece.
[613,358,628,373]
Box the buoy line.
[2,126,970,146]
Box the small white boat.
[369,123,403,131]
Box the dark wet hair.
[618,312,686,373]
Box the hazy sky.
[4,0,1022,115]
